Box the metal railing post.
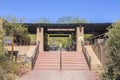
[60,47,62,70]
[31,41,40,69]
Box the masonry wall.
[76,27,84,52]
[37,27,44,51]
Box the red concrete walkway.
[22,70,100,80]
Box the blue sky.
[0,0,120,23]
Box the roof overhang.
[24,23,112,33]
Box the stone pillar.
[76,26,84,52]
[36,27,40,42]
[36,27,44,51]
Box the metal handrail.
[31,41,40,69]
[81,41,91,70]
[60,48,62,70]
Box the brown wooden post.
[11,33,14,57]
[0,19,4,54]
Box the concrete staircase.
[22,51,100,80]
[34,51,89,70]
[34,51,60,70]
[62,51,89,70]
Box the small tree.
[0,18,27,80]
[37,17,50,23]
[103,21,120,80]
[3,15,30,45]
[57,16,87,23]
[0,18,16,80]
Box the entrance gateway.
[36,24,84,52]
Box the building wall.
[6,45,30,55]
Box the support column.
[36,27,44,51]
[36,27,40,42]
[76,26,84,52]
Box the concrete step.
[34,67,60,70]
[36,61,60,64]
[62,67,89,70]
[62,61,87,64]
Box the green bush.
[103,21,120,80]
[84,34,93,41]
[28,34,36,42]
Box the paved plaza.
[22,70,100,80]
